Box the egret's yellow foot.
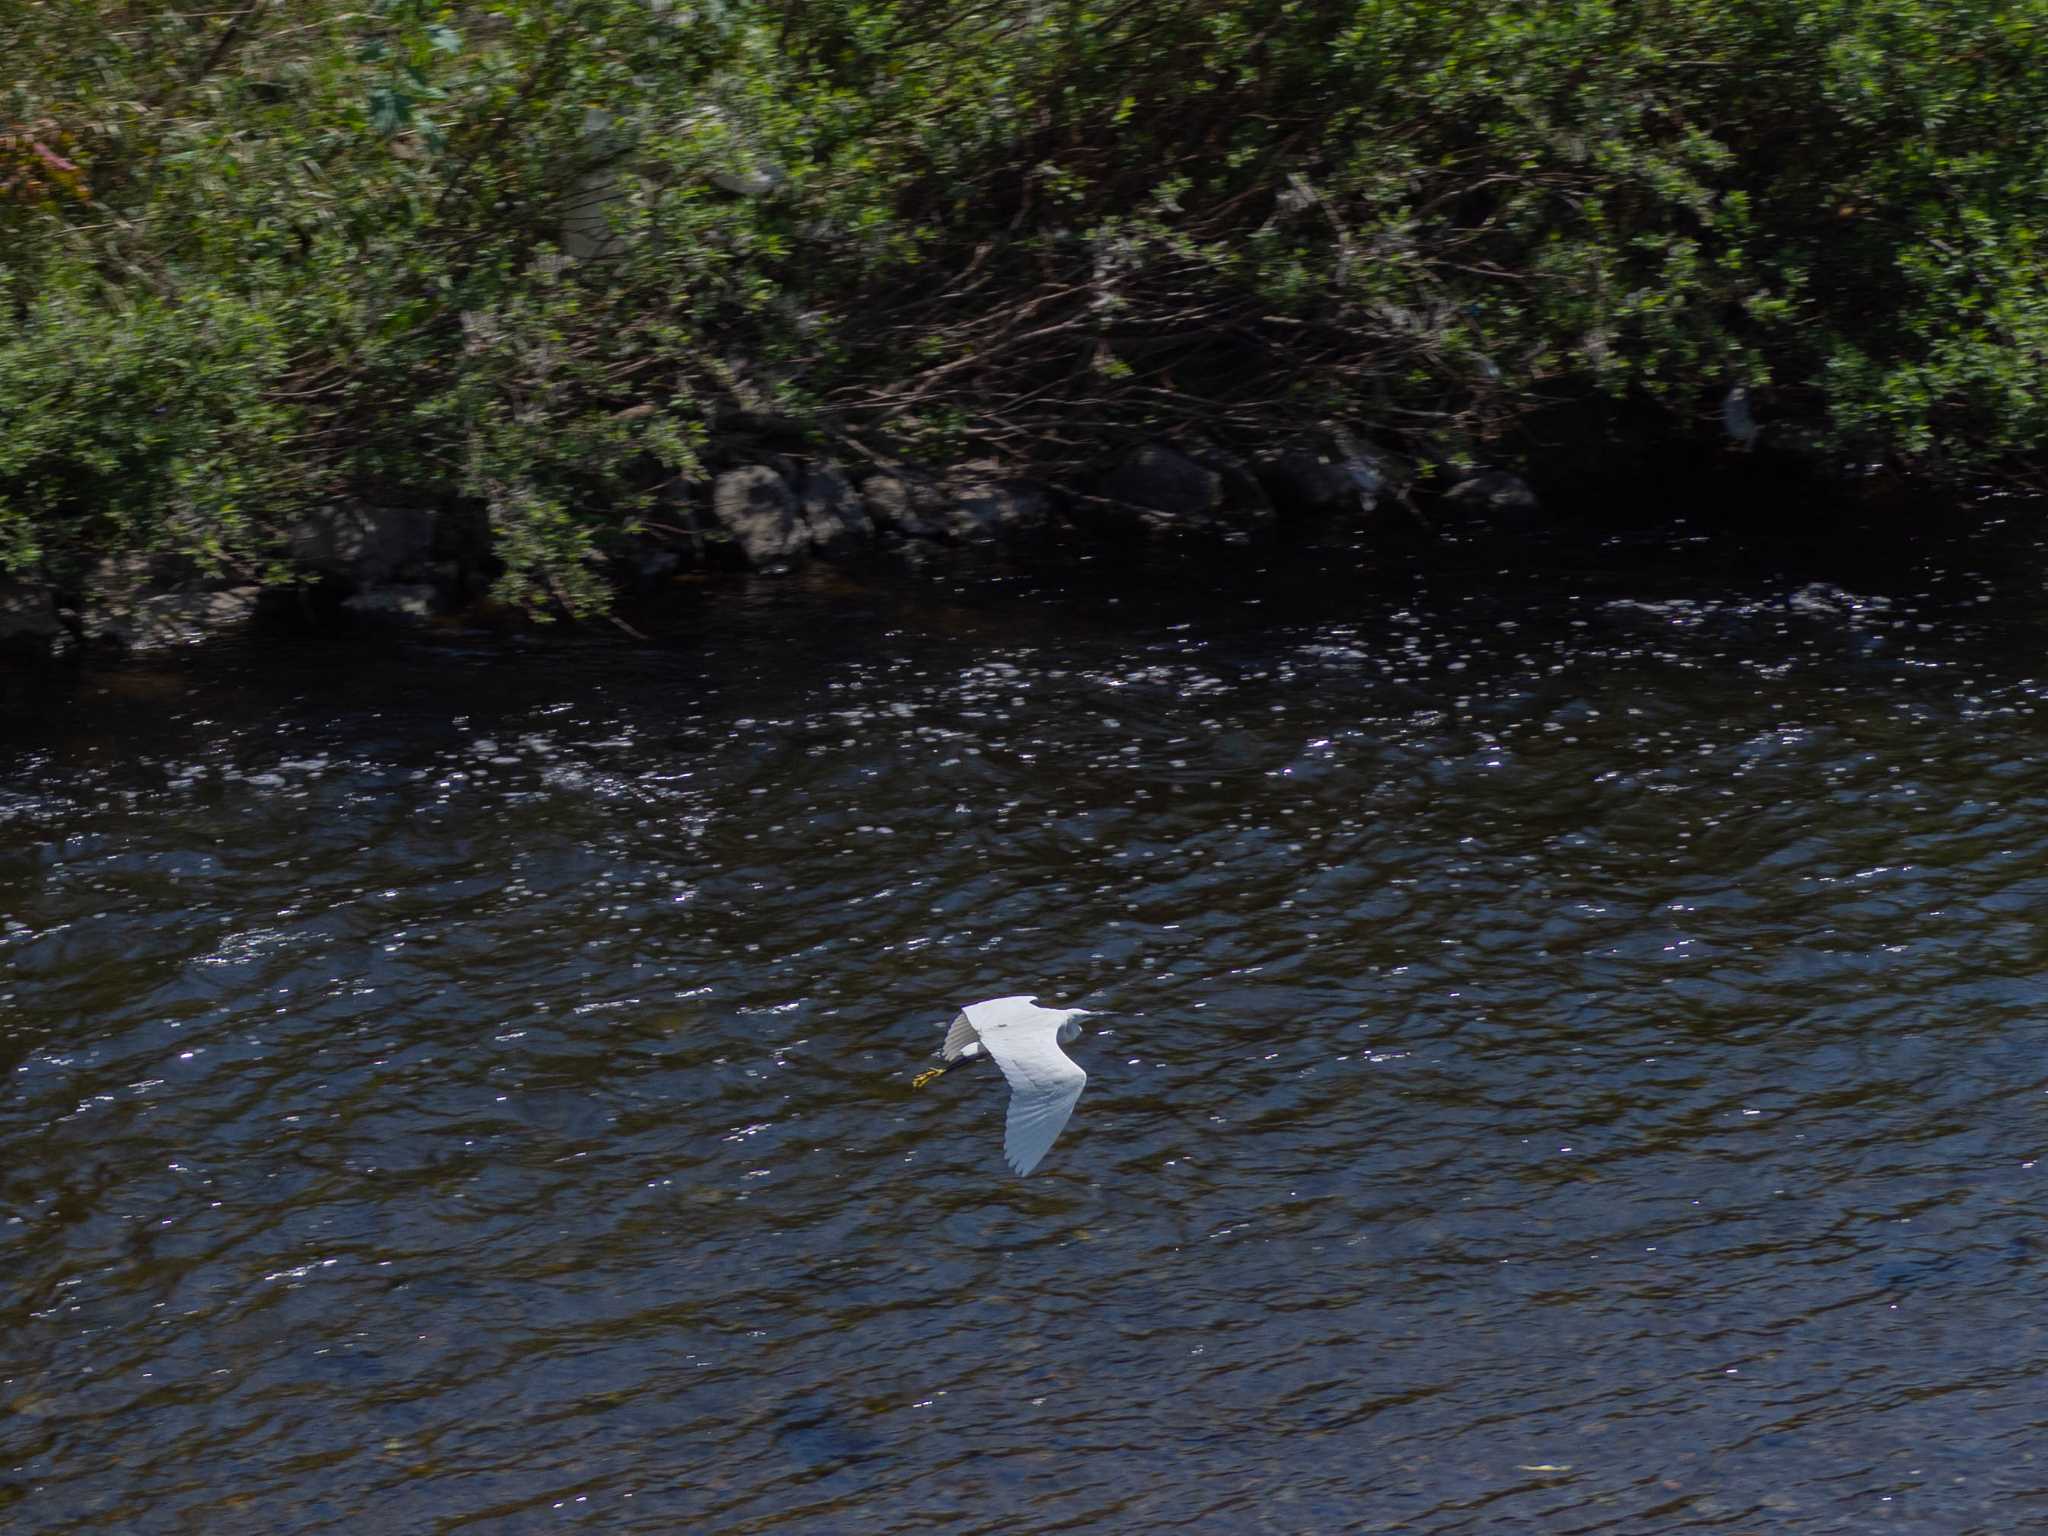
[912,1065,948,1089]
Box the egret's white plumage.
[936,995,1091,1175]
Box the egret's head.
[1057,1008,1093,1044]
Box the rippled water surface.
[7,529,2048,1532]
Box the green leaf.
[368,87,413,137]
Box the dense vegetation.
[4,1,2045,612]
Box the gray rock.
[1101,444,1219,522]
[0,579,62,645]
[1258,449,1387,517]
[711,465,811,565]
[288,502,437,584]
[342,584,439,620]
[1095,444,1273,540]
[1443,469,1540,517]
[792,464,873,553]
[89,551,189,592]
[560,110,628,263]
[88,588,260,651]
[80,554,254,651]
[1194,447,1274,527]
[945,479,1056,543]
[708,164,785,197]
[860,473,948,540]
[431,502,493,569]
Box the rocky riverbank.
[0,435,1543,661]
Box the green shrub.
[4,1,2044,609]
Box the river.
[5,517,2047,1531]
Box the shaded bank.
[2,442,2036,679]
[0,428,1423,658]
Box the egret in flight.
[914,996,1092,1175]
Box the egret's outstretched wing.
[962,998,1087,1175]
[941,1010,982,1063]
[999,1052,1086,1175]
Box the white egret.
[914,996,1092,1175]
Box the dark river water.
[6,519,2048,1533]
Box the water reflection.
[5,538,2048,1530]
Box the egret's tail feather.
[911,1065,948,1089]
